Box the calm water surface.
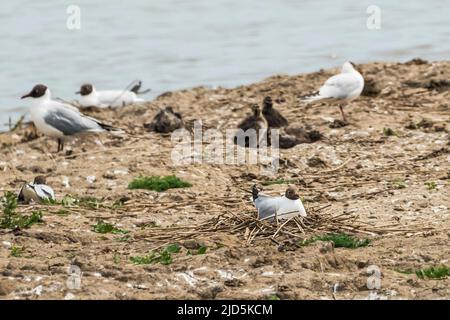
[1,0,449,129]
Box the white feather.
[303,61,364,104]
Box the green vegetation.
[425,181,437,190]
[392,179,406,189]
[1,192,43,230]
[416,266,449,280]
[187,246,208,256]
[92,221,129,234]
[55,209,70,216]
[113,254,120,264]
[128,175,192,192]
[267,294,281,300]
[10,245,24,257]
[395,268,414,275]
[130,244,181,265]
[299,233,370,249]
[383,127,396,137]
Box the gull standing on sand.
[75,83,145,108]
[21,84,116,152]
[302,61,364,123]
[251,185,307,221]
[18,176,55,204]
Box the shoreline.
[0,59,449,299]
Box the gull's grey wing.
[44,103,104,136]
[319,73,361,99]
[34,184,55,200]
[254,196,280,220]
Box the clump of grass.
[1,192,43,230]
[10,245,24,257]
[316,233,370,248]
[383,127,396,136]
[187,246,208,256]
[128,175,192,192]
[425,181,437,190]
[60,195,78,207]
[112,199,125,209]
[130,244,181,265]
[55,209,70,216]
[92,221,129,235]
[267,294,281,300]
[392,179,406,189]
[416,266,449,280]
[44,194,108,209]
[299,233,370,249]
[113,254,120,264]
[395,268,414,275]
[78,197,104,209]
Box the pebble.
[86,176,96,184]
[2,241,12,249]
[319,241,334,254]
[64,292,76,300]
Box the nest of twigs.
[137,204,433,249]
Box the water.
[1,0,449,130]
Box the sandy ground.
[0,59,449,300]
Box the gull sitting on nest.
[18,176,55,204]
[251,185,306,221]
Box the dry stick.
[321,158,352,173]
[63,145,148,159]
[272,216,296,239]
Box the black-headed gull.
[303,61,364,123]
[251,185,307,221]
[21,84,116,152]
[262,96,288,128]
[75,83,145,108]
[18,176,55,204]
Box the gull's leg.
[339,104,347,123]
[57,138,64,153]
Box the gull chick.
[21,84,116,152]
[144,106,184,133]
[234,104,268,148]
[262,96,288,128]
[303,61,364,123]
[75,83,145,108]
[252,185,306,221]
[18,176,55,204]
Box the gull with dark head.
[75,83,145,108]
[21,84,117,152]
[251,185,307,221]
[18,176,55,204]
[303,61,364,123]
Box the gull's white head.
[21,84,51,102]
[75,83,96,96]
[342,61,357,73]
